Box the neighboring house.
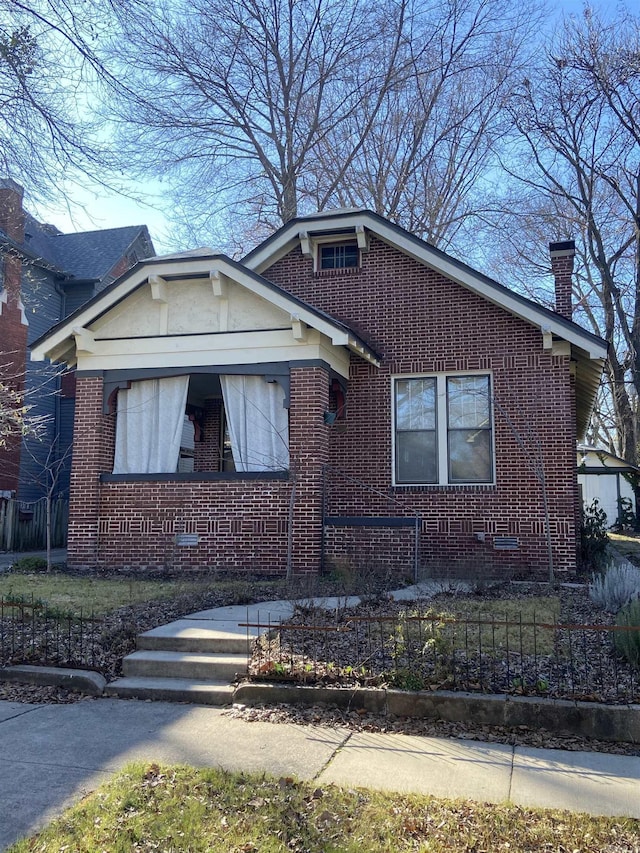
[577,445,639,529]
[31,209,608,578]
[0,179,155,507]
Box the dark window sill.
[100,471,289,483]
[392,483,496,492]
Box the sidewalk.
[0,549,67,572]
[1,697,639,850]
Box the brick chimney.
[0,179,27,494]
[549,239,575,320]
[0,178,25,243]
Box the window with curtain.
[220,375,289,472]
[113,376,189,474]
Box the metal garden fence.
[0,598,102,670]
[248,610,640,704]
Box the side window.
[447,376,493,483]
[395,378,437,483]
[394,374,493,485]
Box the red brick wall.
[67,368,330,574]
[264,236,579,578]
[67,234,579,578]
[96,479,291,573]
[289,366,329,574]
[0,184,27,492]
[67,377,114,567]
[194,398,222,472]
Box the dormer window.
[298,226,367,274]
[319,242,359,270]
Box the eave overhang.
[30,253,380,370]
[244,209,608,438]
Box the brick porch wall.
[67,367,329,574]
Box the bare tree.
[105,0,542,250]
[0,0,137,204]
[0,358,49,449]
[488,6,640,468]
[314,0,541,251]
[19,435,72,570]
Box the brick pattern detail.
[66,234,581,578]
[266,235,579,578]
[96,479,291,573]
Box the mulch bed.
[248,583,638,703]
[2,577,640,757]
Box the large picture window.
[394,374,493,485]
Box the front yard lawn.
[8,762,640,853]
[0,571,271,616]
[0,571,286,682]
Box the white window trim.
[391,371,496,487]
[306,234,362,273]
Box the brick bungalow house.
[0,178,154,509]
[31,209,607,578]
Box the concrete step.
[105,676,235,706]
[122,650,248,681]
[137,619,257,654]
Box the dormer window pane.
[319,242,359,270]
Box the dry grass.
[7,763,640,853]
[0,572,280,616]
[609,533,640,566]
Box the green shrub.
[578,499,609,573]
[10,556,47,573]
[614,598,640,669]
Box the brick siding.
[66,234,580,578]
[265,236,579,578]
[0,184,27,492]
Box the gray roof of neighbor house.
[21,213,154,283]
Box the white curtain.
[221,375,289,472]
[113,376,189,474]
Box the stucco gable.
[92,275,292,338]
[30,252,379,372]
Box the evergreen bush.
[578,499,609,573]
[614,597,640,668]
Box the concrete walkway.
[0,697,639,850]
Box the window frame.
[313,235,361,273]
[392,372,495,487]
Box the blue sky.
[33,0,605,255]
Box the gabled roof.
[30,251,380,368]
[577,445,640,473]
[245,208,607,358]
[20,213,154,283]
[31,208,607,437]
[243,208,608,437]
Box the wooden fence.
[0,498,68,552]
